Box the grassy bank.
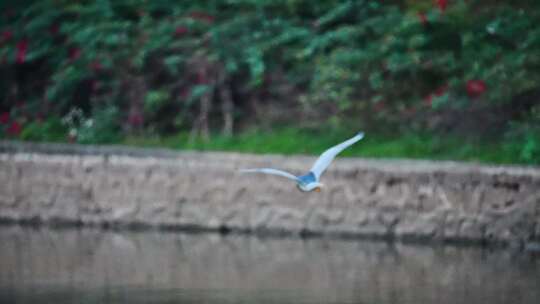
[120,128,537,166]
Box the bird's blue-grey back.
[298,172,317,185]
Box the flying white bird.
[240,132,364,192]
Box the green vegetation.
[121,128,535,165]
[1,0,540,165]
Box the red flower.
[424,94,434,106]
[90,80,98,93]
[424,84,448,106]
[417,12,428,26]
[69,47,81,61]
[436,0,448,12]
[0,112,9,124]
[197,70,208,84]
[434,84,448,96]
[404,107,417,115]
[175,26,189,37]
[7,121,22,135]
[89,60,102,71]
[49,23,60,35]
[180,88,190,98]
[1,30,12,42]
[128,112,144,126]
[189,11,215,23]
[16,39,28,64]
[466,79,487,98]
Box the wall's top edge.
[1,140,539,177]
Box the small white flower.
[69,129,78,137]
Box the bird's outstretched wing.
[310,132,364,179]
[239,168,299,181]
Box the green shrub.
[1,0,539,161]
[506,106,540,163]
[20,117,66,142]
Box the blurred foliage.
[20,116,66,142]
[1,0,540,163]
[122,127,535,165]
[506,105,540,163]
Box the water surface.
[0,226,538,304]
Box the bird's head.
[297,182,324,193]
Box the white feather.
[309,132,364,179]
[239,168,299,181]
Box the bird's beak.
[314,187,321,192]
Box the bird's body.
[296,172,319,192]
[240,132,364,192]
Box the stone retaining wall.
[1,141,539,245]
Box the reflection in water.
[0,226,538,304]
